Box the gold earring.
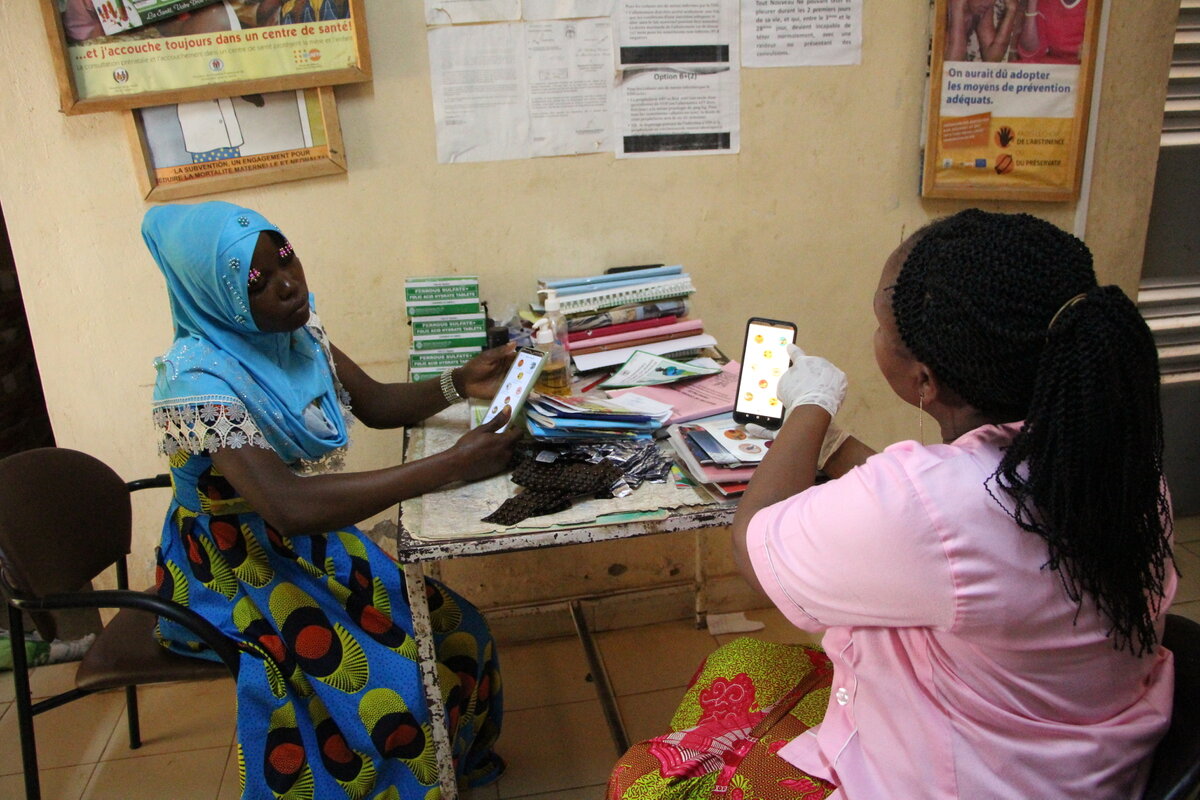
[918,392,926,444]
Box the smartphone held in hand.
[732,317,797,430]
[481,347,547,432]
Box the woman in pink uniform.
[608,209,1175,799]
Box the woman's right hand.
[776,343,848,417]
[447,407,524,482]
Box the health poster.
[922,0,1102,201]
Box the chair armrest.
[126,474,171,493]
[9,588,241,677]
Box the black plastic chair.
[0,447,241,800]
[1142,613,1200,800]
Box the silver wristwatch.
[439,367,465,404]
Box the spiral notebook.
[552,276,696,315]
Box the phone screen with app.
[481,347,547,432]
[732,318,797,430]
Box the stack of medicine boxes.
[406,276,488,381]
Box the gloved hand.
[745,417,851,471]
[776,344,847,417]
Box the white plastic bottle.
[533,317,572,396]
[541,289,569,341]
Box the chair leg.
[8,605,41,800]
[125,685,142,749]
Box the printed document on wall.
[613,0,740,158]
[614,66,739,157]
[527,20,614,156]
[429,24,531,163]
[426,0,519,25]
[741,0,862,67]
[428,21,615,163]
[524,0,614,21]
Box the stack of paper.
[666,413,768,498]
[535,266,712,371]
[607,361,740,424]
[405,277,484,382]
[525,394,667,442]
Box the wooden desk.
[396,407,733,798]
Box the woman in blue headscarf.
[144,201,520,798]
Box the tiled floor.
[2,515,1199,799]
[0,606,816,800]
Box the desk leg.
[694,530,708,629]
[403,563,459,800]
[569,600,630,756]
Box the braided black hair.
[892,209,1172,656]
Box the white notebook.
[555,276,695,314]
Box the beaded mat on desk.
[401,404,713,540]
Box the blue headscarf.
[145,201,348,466]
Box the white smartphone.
[732,317,798,430]
[481,347,547,432]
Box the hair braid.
[893,210,1172,655]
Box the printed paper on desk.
[570,334,718,372]
[600,350,720,388]
[691,417,771,463]
[607,360,739,424]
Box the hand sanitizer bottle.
[533,317,572,396]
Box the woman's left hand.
[456,343,517,400]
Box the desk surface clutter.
[401,404,717,540]
[402,264,775,534]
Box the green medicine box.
[411,312,488,351]
[404,277,481,318]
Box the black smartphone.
[732,317,798,430]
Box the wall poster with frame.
[40,0,371,115]
[125,85,345,200]
[922,0,1102,202]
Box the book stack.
[525,394,669,442]
[665,413,770,499]
[405,277,485,382]
[537,266,717,373]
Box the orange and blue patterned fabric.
[145,202,503,798]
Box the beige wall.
[0,1,1177,611]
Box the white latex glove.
[745,417,851,471]
[776,343,847,417]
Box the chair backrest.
[1142,613,1200,800]
[0,448,133,639]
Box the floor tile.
[505,787,607,800]
[595,620,718,696]
[712,607,824,648]
[0,690,124,775]
[461,783,501,800]
[616,687,683,745]
[215,743,241,800]
[0,661,86,704]
[0,763,95,800]
[82,746,230,800]
[28,662,82,700]
[1175,543,1200,604]
[100,678,236,761]
[494,700,618,798]
[1176,515,1200,545]
[501,635,596,711]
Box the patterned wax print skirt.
[154,452,503,799]
[607,638,838,800]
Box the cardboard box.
[411,312,488,350]
[404,277,481,317]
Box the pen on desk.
[579,372,613,393]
